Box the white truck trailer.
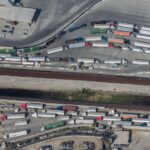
[4,130,28,139]
[132,60,149,65]
[47,46,64,54]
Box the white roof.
[0,0,12,6]
[114,131,129,145]
[0,5,36,23]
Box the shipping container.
[113,121,132,126]
[87,112,106,117]
[41,121,65,131]
[65,37,84,44]
[140,26,150,31]
[7,113,26,119]
[75,119,94,124]
[86,107,97,112]
[14,120,28,126]
[0,48,16,55]
[66,111,78,116]
[93,24,110,29]
[132,47,144,53]
[117,26,133,32]
[27,103,44,109]
[22,61,35,65]
[23,47,41,53]
[47,46,64,54]
[132,60,149,65]
[133,123,147,127]
[98,106,106,110]
[77,57,95,64]
[37,112,55,118]
[0,54,11,58]
[134,41,150,48]
[4,57,21,62]
[85,36,102,42]
[108,38,124,44]
[57,115,70,121]
[117,22,134,28]
[104,60,122,64]
[103,116,121,121]
[113,30,131,37]
[28,57,45,62]
[136,34,150,40]
[132,118,150,123]
[139,30,150,35]
[63,105,78,111]
[144,48,150,54]
[4,130,28,139]
[68,42,85,49]
[120,113,138,119]
[46,109,65,115]
[90,28,107,34]
[92,42,109,48]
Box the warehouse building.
[0,0,37,23]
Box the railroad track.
[1,96,150,111]
[0,68,150,85]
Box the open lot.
[127,131,150,150]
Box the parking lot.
[22,135,103,150]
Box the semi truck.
[90,28,107,34]
[117,22,134,28]
[113,30,131,37]
[139,30,150,35]
[7,113,26,119]
[108,38,125,44]
[92,42,109,48]
[117,26,133,32]
[134,42,150,48]
[135,34,150,40]
[93,24,110,29]
[85,36,102,42]
[21,103,44,109]
[28,57,45,62]
[68,42,85,49]
[4,130,29,139]
[47,46,64,54]
[132,59,150,65]
[77,57,95,64]
[41,121,65,131]
[4,57,22,62]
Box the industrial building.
[0,0,37,23]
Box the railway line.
[0,68,150,85]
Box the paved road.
[0,0,101,47]
[1,0,150,47]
